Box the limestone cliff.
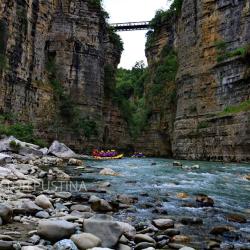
[0,0,126,151]
[174,0,250,162]
[136,0,250,161]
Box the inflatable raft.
[93,154,124,160]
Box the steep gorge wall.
[135,0,250,161]
[0,0,128,151]
[174,0,250,162]
[134,20,177,157]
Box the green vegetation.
[146,46,178,103]
[107,26,124,52]
[220,99,250,115]
[88,0,102,8]
[197,121,209,129]
[9,140,21,152]
[0,113,48,147]
[146,0,183,48]
[215,40,248,62]
[110,61,151,138]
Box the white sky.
[103,0,170,69]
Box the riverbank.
[0,136,249,250]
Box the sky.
[103,0,170,69]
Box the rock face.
[0,0,127,152]
[173,0,250,162]
[134,0,250,161]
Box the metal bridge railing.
[110,21,150,31]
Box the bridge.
[110,21,151,31]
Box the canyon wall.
[0,0,128,152]
[174,0,250,162]
[135,0,250,161]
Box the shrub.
[9,140,21,152]
[146,0,183,48]
[215,40,248,62]
[221,99,250,115]
[88,0,102,9]
[107,26,124,52]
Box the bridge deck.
[110,21,150,31]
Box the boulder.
[84,214,124,248]
[70,205,91,212]
[173,235,190,243]
[196,194,214,207]
[163,229,180,237]
[55,192,72,199]
[37,220,76,242]
[117,222,136,239]
[152,219,174,230]
[35,211,50,219]
[179,247,195,250]
[48,141,77,159]
[0,153,12,164]
[135,234,156,244]
[117,194,137,204]
[68,158,83,166]
[0,136,43,157]
[0,204,13,224]
[53,239,78,250]
[21,200,43,214]
[99,168,120,176]
[91,199,113,212]
[71,233,102,250]
[35,195,53,209]
[227,214,247,223]
[118,244,132,250]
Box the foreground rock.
[48,140,77,159]
[35,195,53,209]
[54,239,78,250]
[152,218,174,229]
[0,136,43,157]
[37,220,76,241]
[71,233,102,249]
[91,199,113,212]
[84,214,124,248]
[0,204,13,224]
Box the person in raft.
[92,149,118,158]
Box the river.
[63,157,250,249]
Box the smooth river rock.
[0,204,13,224]
[84,214,123,247]
[37,220,76,241]
[71,233,102,249]
[35,195,53,209]
[53,239,78,250]
[152,219,174,229]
